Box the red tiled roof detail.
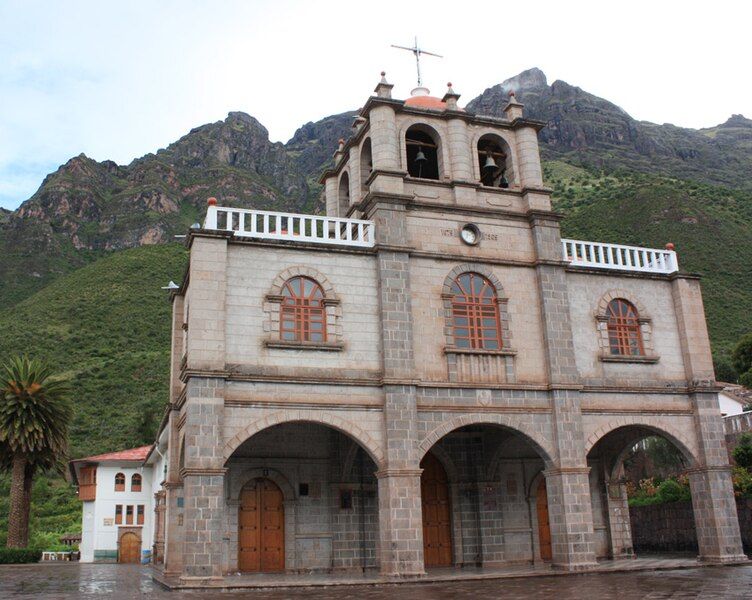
[404,96,447,110]
[74,445,153,463]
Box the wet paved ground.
[2,563,752,599]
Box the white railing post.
[562,238,679,275]
[204,205,218,229]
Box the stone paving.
[1,562,752,599]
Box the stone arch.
[423,443,460,483]
[485,435,546,482]
[230,466,296,501]
[268,266,337,298]
[475,132,516,188]
[418,413,555,468]
[584,417,699,467]
[594,289,649,319]
[223,410,384,469]
[399,120,449,180]
[442,264,505,297]
[470,127,518,186]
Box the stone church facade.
[152,74,746,583]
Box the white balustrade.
[561,239,678,274]
[204,206,375,248]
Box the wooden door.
[239,478,284,572]
[420,452,452,567]
[536,478,552,561]
[119,532,141,564]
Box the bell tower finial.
[391,37,443,91]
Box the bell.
[414,149,427,164]
[483,154,497,171]
[499,170,509,188]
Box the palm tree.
[0,357,71,548]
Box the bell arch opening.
[477,134,512,188]
[338,172,350,217]
[419,423,553,568]
[224,421,380,573]
[587,425,699,560]
[360,138,372,192]
[405,124,441,180]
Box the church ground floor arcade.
[154,385,747,583]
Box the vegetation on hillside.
[545,162,752,358]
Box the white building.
[70,445,159,563]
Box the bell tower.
[320,72,552,236]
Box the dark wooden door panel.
[239,478,285,572]
[421,452,452,567]
[537,477,552,561]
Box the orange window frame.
[114,472,125,492]
[131,474,142,492]
[115,505,123,525]
[450,273,502,350]
[280,277,326,343]
[137,505,145,525]
[125,505,133,525]
[606,299,644,356]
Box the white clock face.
[460,225,479,245]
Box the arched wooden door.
[119,532,141,564]
[420,452,452,567]
[239,478,285,572]
[536,478,552,561]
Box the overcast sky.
[1,0,750,210]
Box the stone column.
[530,211,597,569]
[603,478,634,559]
[446,118,473,182]
[688,465,746,563]
[371,198,425,576]
[163,407,183,575]
[180,377,226,581]
[672,276,745,561]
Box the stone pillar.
[603,478,634,559]
[446,118,473,182]
[529,210,597,569]
[672,276,745,561]
[516,126,544,190]
[180,377,226,580]
[163,407,183,575]
[369,105,400,172]
[688,465,746,563]
[371,198,425,576]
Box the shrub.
[656,479,691,503]
[732,466,752,498]
[733,433,752,470]
[0,548,42,564]
[732,333,752,376]
[713,356,738,383]
[739,370,752,389]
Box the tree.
[731,333,752,380]
[0,357,71,548]
[733,433,752,471]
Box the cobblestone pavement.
[1,563,752,599]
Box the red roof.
[404,96,447,110]
[73,445,153,463]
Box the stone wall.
[629,498,752,553]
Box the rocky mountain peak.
[500,67,548,94]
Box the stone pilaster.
[446,118,473,182]
[372,199,426,575]
[376,468,424,576]
[162,407,183,575]
[180,377,226,580]
[603,479,634,559]
[688,390,746,562]
[688,465,746,563]
[529,211,597,569]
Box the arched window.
[450,273,502,349]
[477,134,510,188]
[338,172,350,217]
[131,473,142,492]
[114,472,125,492]
[406,126,440,180]
[606,299,644,356]
[360,138,372,192]
[281,277,326,343]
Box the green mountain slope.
[0,243,187,457]
[548,162,752,355]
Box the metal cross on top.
[391,37,442,87]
